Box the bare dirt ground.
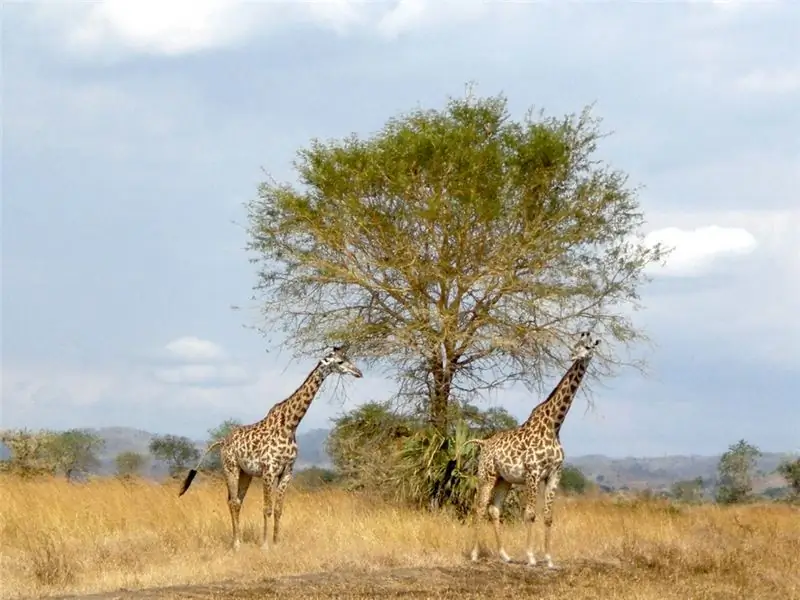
[40,558,790,600]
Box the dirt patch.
[41,560,630,600]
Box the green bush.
[326,401,524,518]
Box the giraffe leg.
[470,478,495,562]
[272,464,294,544]
[488,480,512,563]
[225,468,252,551]
[260,474,275,551]
[523,470,543,566]
[541,466,562,569]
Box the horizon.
[2,2,798,457]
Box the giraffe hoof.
[470,549,480,562]
[526,553,537,566]
[499,550,511,563]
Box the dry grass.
[1,475,799,599]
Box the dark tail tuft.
[178,469,198,497]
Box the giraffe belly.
[238,458,264,476]
[238,449,297,478]
[496,463,527,485]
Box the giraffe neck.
[268,363,327,435]
[523,358,590,435]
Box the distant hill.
[1,426,793,491]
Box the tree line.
[2,421,797,508]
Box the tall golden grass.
[1,475,798,599]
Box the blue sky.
[2,1,798,458]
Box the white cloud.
[56,0,257,57]
[163,336,226,363]
[736,68,800,94]
[154,336,255,387]
[644,225,758,277]
[26,0,489,60]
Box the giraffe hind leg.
[225,466,252,551]
[470,478,495,562]
[488,480,513,562]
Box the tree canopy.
[246,89,665,430]
[716,439,761,504]
[148,434,200,478]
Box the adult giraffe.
[466,331,601,567]
[179,345,363,550]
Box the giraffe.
[178,345,363,551]
[465,331,601,568]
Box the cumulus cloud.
[26,0,487,59]
[163,336,226,363]
[153,336,250,387]
[644,225,758,277]
[50,0,258,57]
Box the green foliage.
[293,467,339,490]
[114,451,147,478]
[560,465,589,495]
[0,429,104,480]
[715,439,761,505]
[148,435,200,478]
[671,477,705,504]
[245,87,665,431]
[0,429,60,477]
[776,458,800,501]
[50,429,105,480]
[326,400,520,516]
[325,401,415,485]
[204,419,242,471]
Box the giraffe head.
[569,331,601,361]
[319,344,363,378]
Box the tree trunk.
[429,357,453,433]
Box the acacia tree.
[51,429,105,481]
[148,435,200,478]
[776,458,800,500]
[246,90,665,431]
[115,451,147,478]
[716,439,761,504]
[0,429,59,477]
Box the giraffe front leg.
[272,464,293,545]
[541,467,562,569]
[470,479,495,562]
[523,470,543,567]
[260,474,274,551]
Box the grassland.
[1,475,798,599]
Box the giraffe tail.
[178,439,225,497]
